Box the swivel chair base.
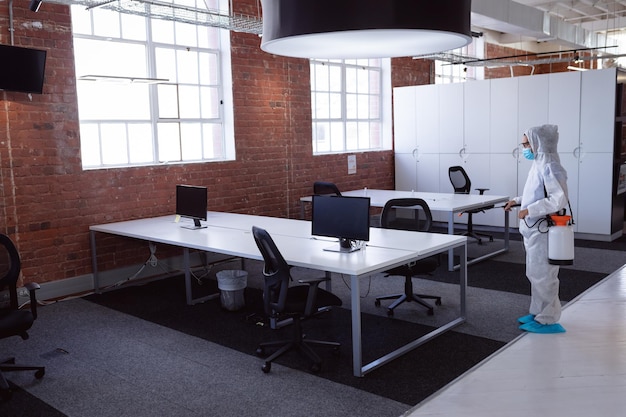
[256,316,339,374]
[375,277,442,316]
[0,357,45,401]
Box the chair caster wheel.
[311,363,321,373]
[374,299,381,307]
[489,237,494,242]
[435,299,442,306]
[386,309,394,317]
[35,369,45,379]
[427,309,434,316]
[262,362,271,373]
[256,347,265,357]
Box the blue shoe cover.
[519,320,566,334]
[517,314,535,324]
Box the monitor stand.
[180,218,207,230]
[323,238,361,253]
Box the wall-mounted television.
[311,195,370,252]
[0,44,47,94]
[176,184,208,229]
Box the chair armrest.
[297,276,329,286]
[297,276,331,316]
[25,282,40,320]
[475,188,489,195]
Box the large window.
[310,59,392,154]
[71,1,235,169]
[435,37,485,84]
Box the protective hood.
[524,124,561,164]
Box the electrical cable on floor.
[340,273,372,298]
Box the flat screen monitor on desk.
[312,195,370,252]
[176,184,208,229]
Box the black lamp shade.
[261,0,472,59]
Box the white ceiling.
[471,0,626,54]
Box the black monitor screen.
[312,195,370,251]
[0,44,46,94]
[176,185,207,229]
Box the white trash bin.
[216,270,247,311]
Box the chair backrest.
[313,181,342,196]
[381,198,432,232]
[448,165,471,194]
[251,226,290,316]
[0,234,21,310]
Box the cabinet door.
[518,73,549,134]
[415,153,440,193]
[464,80,490,153]
[395,153,417,191]
[559,152,580,232]
[486,153,519,227]
[393,86,417,154]
[439,83,464,154]
[580,68,616,153]
[415,84,440,153]
[548,71,581,153]
[577,152,613,234]
[490,77,519,154]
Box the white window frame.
[71,1,235,170]
[310,58,392,155]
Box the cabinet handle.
[512,147,519,159]
[573,146,581,160]
[412,148,419,162]
[459,147,467,160]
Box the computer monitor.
[176,185,208,229]
[311,195,370,252]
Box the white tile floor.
[403,264,626,417]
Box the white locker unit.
[393,68,618,239]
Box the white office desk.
[90,213,467,377]
[301,189,510,270]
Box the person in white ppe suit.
[504,124,568,334]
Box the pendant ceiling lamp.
[260,0,472,59]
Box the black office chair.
[0,234,45,401]
[448,165,494,244]
[313,181,342,196]
[374,199,442,317]
[251,226,342,373]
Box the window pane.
[177,50,199,84]
[155,48,177,82]
[100,124,128,165]
[77,82,150,120]
[74,39,147,79]
[79,123,101,167]
[203,123,222,158]
[180,123,202,160]
[199,52,219,85]
[178,85,201,118]
[329,122,344,152]
[157,123,181,162]
[313,92,329,119]
[71,6,92,35]
[158,84,180,118]
[92,8,120,38]
[175,22,198,47]
[152,19,175,44]
[128,124,153,163]
[121,14,147,41]
[200,87,220,119]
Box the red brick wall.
[0,0,395,285]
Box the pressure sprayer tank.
[548,215,574,265]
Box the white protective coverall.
[510,124,568,325]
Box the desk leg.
[459,242,467,319]
[447,212,455,271]
[90,230,101,294]
[350,274,363,377]
[184,248,220,305]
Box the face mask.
[522,148,535,160]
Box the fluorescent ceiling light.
[79,75,169,84]
[566,66,588,71]
[260,0,472,59]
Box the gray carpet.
[0,234,622,417]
